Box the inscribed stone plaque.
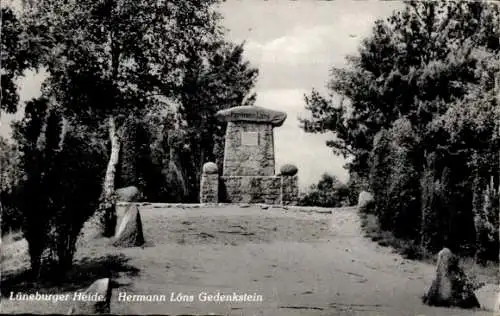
[241,131,259,146]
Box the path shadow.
[0,253,139,297]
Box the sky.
[0,0,403,189]
[217,0,402,188]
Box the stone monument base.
[220,176,281,204]
[217,175,298,205]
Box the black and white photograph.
[1,0,499,315]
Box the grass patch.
[359,210,424,260]
[358,210,499,285]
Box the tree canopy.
[302,1,500,261]
[1,6,36,114]
[301,1,500,177]
[1,0,259,276]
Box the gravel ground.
[1,205,497,315]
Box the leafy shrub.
[383,145,421,239]
[472,175,499,264]
[299,173,350,207]
[419,156,442,253]
[369,129,392,220]
[369,118,498,262]
[13,99,107,277]
[370,121,423,241]
[0,138,23,234]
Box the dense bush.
[369,118,499,261]
[302,1,500,263]
[0,137,23,234]
[45,126,107,272]
[12,99,107,277]
[419,155,442,254]
[299,173,351,207]
[472,173,500,264]
[369,129,392,218]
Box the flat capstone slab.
[215,105,287,127]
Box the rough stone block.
[423,248,480,309]
[282,175,299,205]
[114,186,140,202]
[474,283,500,312]
[68,278,112,314]
[220,176,282,204]
[200,173,219,203]
[112,205,145,247]
[215,105,287,127]
[222,122,275,176]
[358,191,374,211]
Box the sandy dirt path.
[107,206,495,316]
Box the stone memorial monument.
[200,105,299,205]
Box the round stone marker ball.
[280,164,298,176]
[202,162,218,174]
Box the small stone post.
[200,162,219,203]
[280,164,299,206]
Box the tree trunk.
[118,118,138,187]
[80,116,120,239]
[101,115,120,236]
[104,116,120,199]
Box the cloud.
[244,14,377,67]
[247,28,327,64]
[244,25,335,65]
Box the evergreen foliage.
[302,1,500,262]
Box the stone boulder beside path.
[112,204,145,247]
[423,248,480,309]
